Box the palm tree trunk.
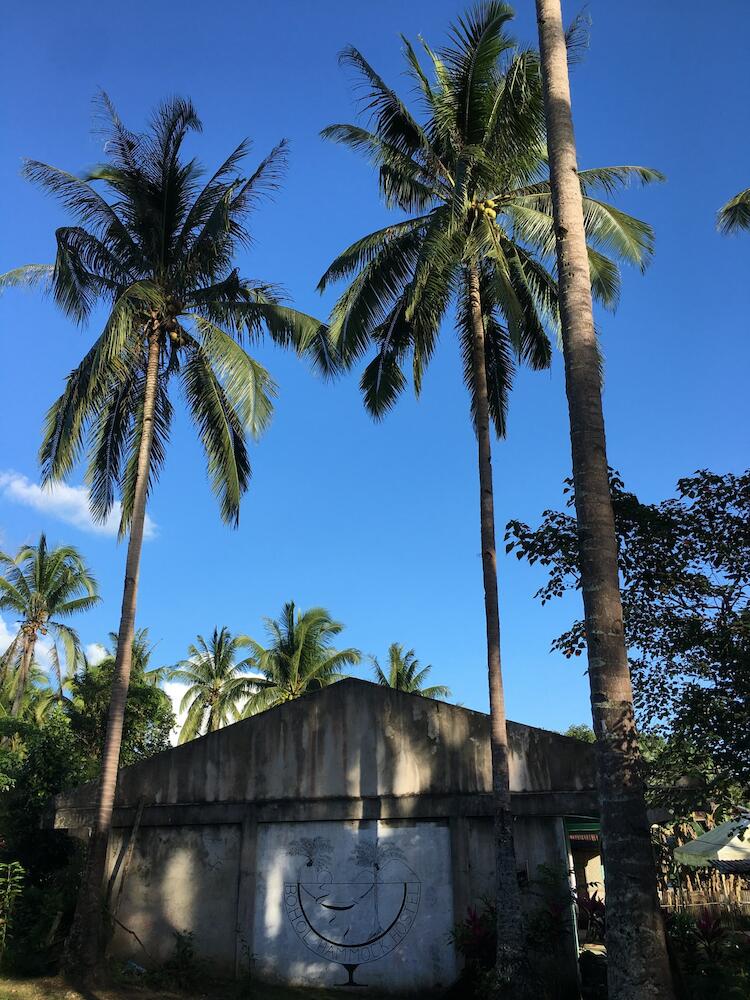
[467,264,525,970]
[66,327,162,974]
[534,3,674,998]
[11,628,36,717]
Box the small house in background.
[674,812,750,872]
[48,679,601,993]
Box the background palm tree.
[718,187,750,233]
[170,627,253,743]
[0,534,98,717]
[239,602,360,715]
[96,628,170,687]
[0,662,61,726]
[1,94,329,969]
[534,2,674,997]
[370,643,450,699]
[319,1,659,968]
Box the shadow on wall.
[108,824,239,972]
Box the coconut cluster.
[163,297,187,346]
[470,198,498,221]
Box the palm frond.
[181,342,251,526]
[718,187,750,234]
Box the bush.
[667,906,750,1000]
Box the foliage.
[134,930,201,992]
[66,644,174,768]
[99,629,171,686]
[319,3,660,430]
[450,867,577,999]
[0,534,98,711]
[718,188,750,234]
[666,907,750,1000]
[505,469,750,808]
[0,622,175,972]
[2,95,330,535]
[238,602,360,715]
[0,862,24,963]
[563,723,595,743]
[370,642,450,699]
[451,897,497,984]
[1,664,64,730]
[170,627,252,743]
[0,710,88,973]
[575,891,606,944]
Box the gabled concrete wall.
[53,678,596,815]
[51,680,596,994]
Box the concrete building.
[49,679,601,992]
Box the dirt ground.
[0,978,373,1000]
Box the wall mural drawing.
[283,835,421,985]
[253,820,454,991]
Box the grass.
[0,978,392,1000]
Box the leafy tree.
[563,723,595,743]
[239,602,360,714]
[319,1,657,969]
[0,535,98,716]
[370,643,450,699]
[170,626,252,743]
[717,187,750,233]
[0,709,89,973]
[0,663,61,728]
[67,632,175,767]
[1,94,328,967]
[506,469,750,802]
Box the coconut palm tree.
[239,602,360,715]
[534,2,674,997]
[170,627,253,743]
[319,2,660,970]
[1,94,329,969]
[97,628,170,687]
[0,660,70,726]
[370,643,450,699]
[0,534,98,716]
[718,187,750,233]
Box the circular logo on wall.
[284,836,421,985]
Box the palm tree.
[0,534,98,716]
[170,627,253,743]
[97,628,170,687]
[1,662,49,722]
[319,2,659,971]
[718,187,750,233]
[370,643,450,699]
[534,2,674,998]
[1,95,329,969]
[239,602,360,715]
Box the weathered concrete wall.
[107,824,240,971]
[54,679,596,817]
[49,680,598,992]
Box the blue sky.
[1,0,747,733]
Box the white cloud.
[0,472,157,540]
[161,679,260,746]
[85,642,108,666]
[163,680,189,746]
[0,614,16,656]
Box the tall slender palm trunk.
[467,265,524,969]
[534,4,674,998]
[11,627,36,717]
[67,327,162,973]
